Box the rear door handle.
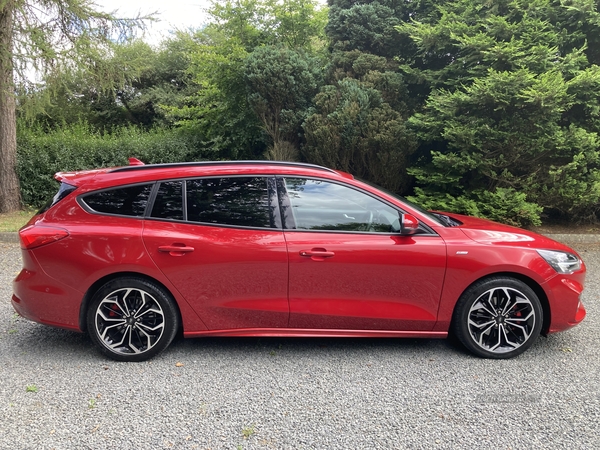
[299,248,335,261]
[158,244,195,256]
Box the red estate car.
[12,160,586,361]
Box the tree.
[244,45,322,160]
[165,0,328,160]
[303,78,417,193]
[27,36,197,132]
[302,0,419,193]
[0,0,146,213]
[397,0,600,225]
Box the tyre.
[86,277,179,362]
[452,277,543,359]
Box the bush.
[408,187,543,228]
[17,122,212,207]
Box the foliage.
[304,1,418,194]
[165,0,328,160]
[21,36,197,131]
[1,0,149,213]
[244,45,323,160]
[397,0,600,225]
[17,122,209,207]
[10,0,600,226]
[165,31,265,160]
[303,78,417,193]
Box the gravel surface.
[1,241,599,449]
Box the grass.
[0,207,37,232]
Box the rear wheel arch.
[79,272,182,334]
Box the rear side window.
[186,177,273,228]
[151,181,184,220]
[81,183,153,217]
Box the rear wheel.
[452,277,543,359]
[86,277,179,362]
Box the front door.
[280,178,447,331]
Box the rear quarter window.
[80,183,154,217]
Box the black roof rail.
[109,160,339,174]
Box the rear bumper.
[12,260,83,332]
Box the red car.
[12,160,586,361]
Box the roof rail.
[109,160,339,174]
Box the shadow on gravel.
[167,335,467,359]
[11,325,581,363]
[8,324,92,359]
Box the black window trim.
[275,176,439,236]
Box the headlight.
[537,250,581,274]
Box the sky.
[96,0,213,44]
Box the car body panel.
[284,231,446,331]
[142,220,289,329]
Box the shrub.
[17,122,212,207]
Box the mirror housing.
[400,214,419,235]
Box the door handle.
[158,244,195,256]
[299,248,335,261]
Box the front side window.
[186,177,274,228]
[283,178,400,233]
[81,183,153,217]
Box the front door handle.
[158,244,195,256]
[299,248,335,261]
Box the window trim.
[38,182,78,215]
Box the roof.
[54,160,354,190]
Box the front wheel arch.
[451,275,546,358]
[450,272,551,335]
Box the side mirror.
[400,213,419,235]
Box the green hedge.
[17,123,214,207]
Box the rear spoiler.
[128,157,145,166]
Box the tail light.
[19,225,69,249]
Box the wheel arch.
[451,271,551,335]
[78,272,183,334]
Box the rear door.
[143,176,289,330]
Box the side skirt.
[184,328,448,339]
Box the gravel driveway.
[1,241,599,449]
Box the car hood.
[441,212,573,251]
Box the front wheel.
[452,277,543,359]
[86,277,179,362]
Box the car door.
[143,176,289,330]
[279,177,447,331]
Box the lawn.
[0,208,37,232]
